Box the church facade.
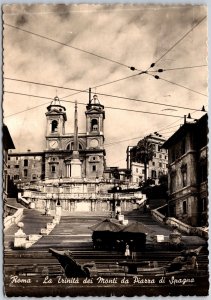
[7,93,106,183]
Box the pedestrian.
[131,245,137,261]
[125,243,130,259]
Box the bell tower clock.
[85,91,106,179]
[45,96,67,150]
[85,93,105,148]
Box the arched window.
[66,142,83,150]
[52,120,58,133]
[91,119,98,131]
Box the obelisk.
[70,101,82,178]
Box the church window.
[24,159,28,167]
[51,166,56,173]
[52,120,58,133]
[14,175,19,180]
[15,165,19,168]
[91,119,98,131]
[24,169,28,177]
[92,165,96,172]
[93,157,96,160]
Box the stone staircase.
[124,209,206,246]
[4,209,53,250]
[124,209,171,235]
[30,215,105,249]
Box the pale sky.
[3,4,207,168]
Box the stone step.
[4,209,54,250]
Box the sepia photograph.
[2,3,208,297]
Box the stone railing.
[152,205,192,234]
[14,214,61,249]
[22,190,143,201]
[189,226,208,239]
[151,204,167,223]
[18,193,30,207]
[4,206,24,231]
[5,205,18,217]
[166,217,192,234]
[152,205,208,239]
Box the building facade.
[3,125,15,201]
[162,114,208,227]
[8,94,106,182]
[127,133,168,185]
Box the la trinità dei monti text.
[7,92,143,212]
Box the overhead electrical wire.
[148,64,207,73]
[105,136,144,147]
[4,77,204,112]
[105,104,207,147]
[4,17,207,105]
[158,123,182,133]
[60,71,145,99]
[61,64,207,99]
[4,16,206,94]
[56,13,207,99]
[4,90,184,119]
[147,73,207,97]
[155,106,207,135]
[4,102,50,118]
[146,15,207,71]
[4,22,139,72]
